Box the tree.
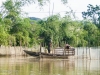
[0,0,68,47]
[83,20,98,46]
[38,15,61,53]
[82,4,100,28]
[0,14,11,46]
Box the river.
[0,47,100,75]
[0,56,100,75]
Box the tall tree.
[82,4,100,28]
[83,20,98,46]
[38,15,61,53]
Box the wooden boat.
[23,48,75,59]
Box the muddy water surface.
[0,56,100,75]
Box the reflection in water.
[0,57,100,75]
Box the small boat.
[23,48,75,59]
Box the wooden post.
[63,48,65,56]
[86,46,87,59]
[39,44,41,58]
[89,47,91,60]
[68,49,69,55]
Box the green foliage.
[82,4,100,46]
[82,4,100,28]
[83,21,99,46]
[0,0,100,49]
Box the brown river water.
[0,47,100,75]
[0,56,100,75]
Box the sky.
[0,0,100,20]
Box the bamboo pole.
[76,35,78,59]
[86,46,87,59]
[89,47,91,60]
[14,38,17,56]
[39,43,41,58]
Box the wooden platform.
[54,47,75,56]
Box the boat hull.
[23,50,75,59]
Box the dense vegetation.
[0,0,100,53]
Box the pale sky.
[0,0,100,20]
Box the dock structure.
[54,47,75,56]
